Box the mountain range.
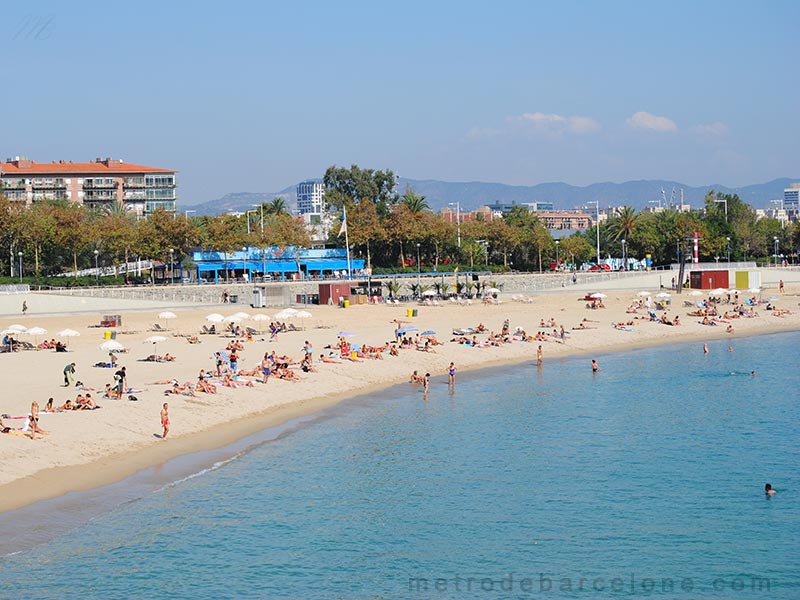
[183,177,795,216]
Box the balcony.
[124,180,145,188]
[31,181,67,189]
[84,181,119,189]
[1,179,27,189]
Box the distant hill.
[182,177,795,215]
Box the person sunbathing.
[222,373,255,388]
[58,399,75,411]
[165,382,199,397]
[43,398,58,413]
[320,353,342,364]
[409,370,424,384]
[389,344,399,357]
[75,381,95,391]
[187,336,201,344]
[197,371,217,393]
[77,394,97,410]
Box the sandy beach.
[1,273,798,513]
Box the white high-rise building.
[784,183,800,211]
[297,180,325,215]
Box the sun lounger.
[150,323,167,332]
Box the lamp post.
[184,209,196,221]
[448,201,461,248]
[621,239,626,271]
[714,197,728,221]
[726,237,730,265]
[773,236,779,266]
[169,248,174,284]
[555,239,560,270]
[246,210,258,235]
[17,251,22,282]
[416,243,421,292]
[93,249,99,283]
[242,246,248,282]
[588,201,600,265]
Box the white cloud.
[690,122,729,136]
[626,111,677,132]
[514,112,601,135]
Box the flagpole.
[343,206,352,279]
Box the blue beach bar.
[193,247,364,283]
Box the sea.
[0,332,797,599]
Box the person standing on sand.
[448,362,456,385]
[779,280,784,293]
[161,403,170,440]
[22,300,28,315]
[114,366,127,399]
[63,362,76,387]
[537,345,543,366]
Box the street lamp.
[246,210,258,235]
[93,249,99,284]
[416,243,421,292]
[621,239,626,271]
[169,248,174,284]
[555,239,560,270]
[17,251,22,282]
[184,209,196,221]
[773,236,779,266]
[448,201,461,248]
[726,237,730,265]
[713,197,728,221]
[586,200,601,265]
[242,246,248,282]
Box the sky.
[2,0,798,205]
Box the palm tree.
[612,206,638,240]
[401,189,429,215]
[264,198,287,215]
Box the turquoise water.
[1,332,798,599]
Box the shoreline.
[1,281,798,518]
[1,321,796,517]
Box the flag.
[338,206,348,238]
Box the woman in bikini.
[29,401,42,440]
[161,403,169,440]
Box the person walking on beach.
[161,403,170,440]
[22,300,28,315]
[114,366,127,399]
[591,359,600,373]
[423,372,430,392]
[779,279,784,294]
[63,362,76,387]
[448,362,456,385]
[229,350,239,374]
[28,401,41,440]
[537,345,543,366]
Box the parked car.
[588,264,611,272]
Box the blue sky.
[3,0,798,204]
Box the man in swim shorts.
[161,403,169,440]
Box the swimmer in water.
[728,346,733,352]
[591,359,599,372]
[765,483,776,496]
[703,343,709,354]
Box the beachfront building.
[536,211,592,230]
[296,180,326,215]
[440,205,494,224]
[193,247,364,283]
[0,156,177,216]
[784,183,800,221]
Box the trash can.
[407,308,414,318]
[343,300,350,308]
[104,331,112,340]
[229,294,239,304]
[412,309,419,317]
[110,331,117,340]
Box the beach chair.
[151,323,167,332]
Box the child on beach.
[161,403,169,440]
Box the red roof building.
[0,156,177,215]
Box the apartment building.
[0,156,177,216]
[296,180,326,215]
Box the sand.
[1,274,798,512]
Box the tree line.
[1,165,797,281]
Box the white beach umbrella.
[710,288,728,295]
[158,311,177,320]
[295,310,312,319]
[274,308,298,319]
[251,314,271,322]
[655,292,671,298]
[421,289,437,297]
[144,335,167,355]
[590,292,607,299]
[206,313,225,323]
[1,329,18,336]
[231,311,251,320]
[636,291,651,297]
[7,324,27,332]
[688,290,703,296]
[99,340,125,351]
[485,287,502,294]
[225,315,243,323]
[748,287,761,294]
[23,326,48,344]
[58,329,80,337]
